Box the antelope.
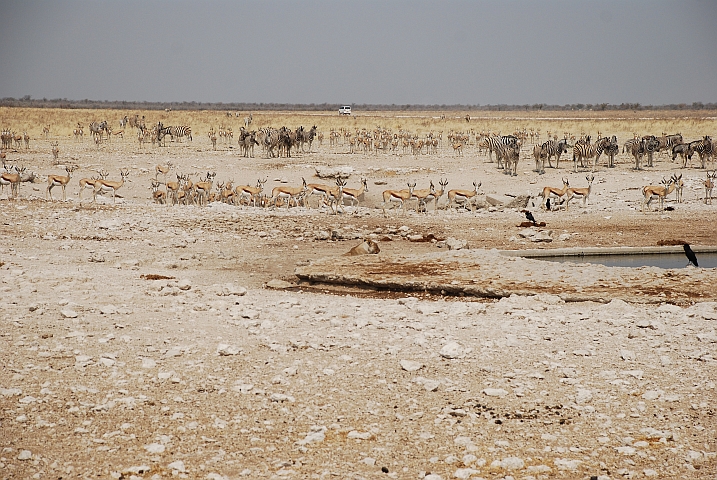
[180,174,195,205]
[270,178,308,209]
[340,178,368,209]
[47,165,76,201]
[42,124,50,138]
[452,142,464,156]
[325,177,348,214]
[381,182,416,216]
[539,177,570,211]
[305,180,334,209]
[113,129,124,140]
[193,172,216,206]
[704,171,715,204]
[23,132,29,149]
[674,173,684,203]
[410,181,436,213]
[235,178,267,207]
[447,181,481,212]
[78,169,109,203]
[51,142,59,163]
[166,173,182,205]
[151,179,167,204]
[93,169,129,204]
[565,174,594,210]
[426,178,449,212]
[1,166,25,198]
[155,161,173,181]
[641,175,676,213]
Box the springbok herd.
[1,119,716,215]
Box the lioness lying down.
[344,239,380,256]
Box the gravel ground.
[1,126,716,479]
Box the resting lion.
[344,239,380,256]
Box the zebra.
[244,113,253,129]
[623,137,640,155]
[640,135,661,167]
[572,137,604,172]
[119,115,128,129]
[296,125,318,153]
[237,128,258,157]
[592,136,614,168]
[657,133,682,158]
[601,135,619,168]
[540,138,570,169]
[168,126,192,142]
[691,136,713,169]
[88,121,109,142]
[496,142,521,176]
[629,137,648,170]
[478,134,519,168]
[672,143,691,167]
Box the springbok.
[47,165,76,201]
[151,179,167,204]
[410,181,436,213]
[270,178,307,209]
[78,169,109,204]
[704,171,715,205]
[155,161,172,181]
[447,181,481,212]
[539,177,569,211]
[193,172,216,206]
[340,178,368,209]
[235,178,267,207]
[381,182,416,216]
[1,166,25,198]
[93,169,129,204]
[641,175,676,213]
[565,174,594,210]
[305,180,334,209]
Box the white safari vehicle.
[338,105,352,115]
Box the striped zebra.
[89,121,109,141]
[623,135,640,155]
[641,135,661,167]
[541,138,570,169]
[572,137,604,172]
[156,124,192,145]
[691,136,713,169]
[629,138,648,170]
[496,142,521,176]
[601,136,619,168]
[657,133,682,158]
[169,126,192,142]
[478,134,519,168]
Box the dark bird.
[683,243,699,267]
[546,198,551,211]
[522,209,537,225]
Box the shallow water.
[537,252,717,269]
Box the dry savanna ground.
[1,108,716,480]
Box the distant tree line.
[1,96,715,112]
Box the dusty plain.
[1,108,716,479]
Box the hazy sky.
[1,1,715,105]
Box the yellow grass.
[1,107,715,141]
